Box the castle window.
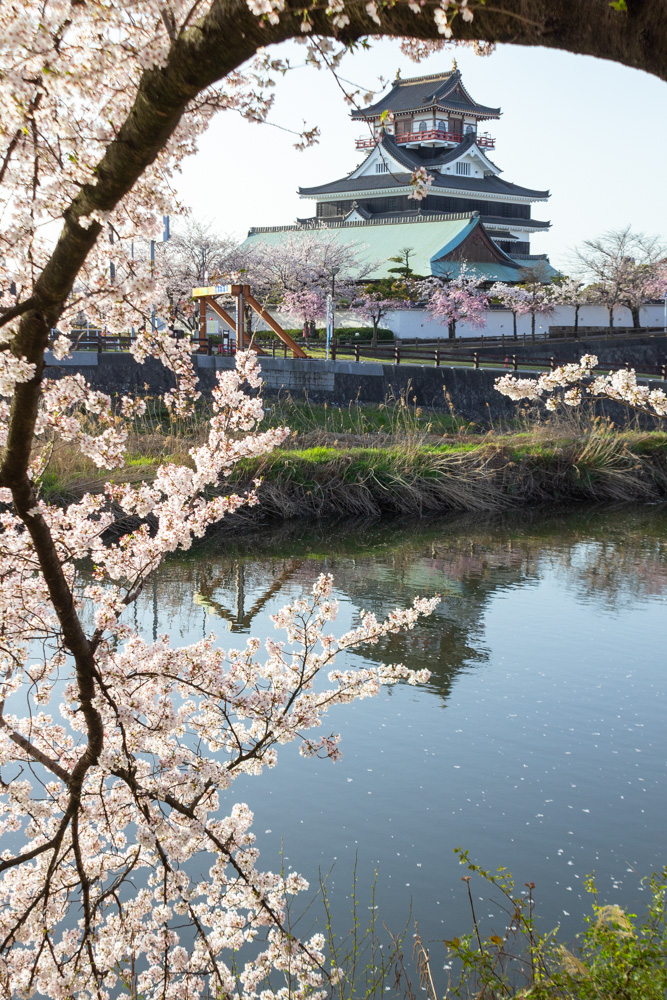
[418,120,429,131]
[464,123,477,134]
[456,161,472,175]
[375,161,389,173]
[437,119,448,132]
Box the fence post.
[283,343,288,359]
[207,338,212,356]
[550,357,555,371]
[473,351,479,370]
[394,343,401,365]
[331,341,336,362]
[512,354,518,371]
[661,363,667,381]
[354,343,360,363]
[435,348,440,368]
[97,330,102,356]
[272,341,276,358]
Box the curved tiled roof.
[299,173,411,196]
[243,215,526,282]
[298,169,549,201]
[351,70,500,121]
[378,131,477,169]
[296,209,549,231]
[383,132,502,175]
[482,215,551,230]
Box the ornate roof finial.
[395,67,401,80]
[452,57,458,71]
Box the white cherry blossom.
[495,354,667,417]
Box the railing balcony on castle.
[354,130,495,150]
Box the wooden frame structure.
[191,283,307,358]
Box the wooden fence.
[327,342,667,379]
[58,329,667,379]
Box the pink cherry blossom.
[422,268,489,338]
[495,353,667,417]
[0,4,469,994]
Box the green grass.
[262,394,475,438]
[32,389,667,518]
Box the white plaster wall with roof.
[384,303,667,340]
[216,302,665,342]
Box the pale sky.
[174,38,667,272]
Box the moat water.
[133,505,667,956]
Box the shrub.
[335,327,394,343]
[433,849,667,1000]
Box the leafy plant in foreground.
[436,850,667,1000]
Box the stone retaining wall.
[475,334,667,368]
[45,351,666,426]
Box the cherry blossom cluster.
[421,268,489,335]
[247,229,374,304]
[489,274,557,338]
[495,354,667,417]
[0,540,438,998]
[34,373,129,469]
[0,5,453,996]
[0,0,281,341]
[407,165,435,201]
[281,289,327,325]
[488,282,533,321]
[351,284,415,338]
[0,342,440,998]
[131,326,201,417]
[246,0,477,38]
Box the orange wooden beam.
[205,297,266,355]
[244,292,307,358]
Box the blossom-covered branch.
[495,354,667,417]
[0,2,664,997]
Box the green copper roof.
[432,259,558,282]
[243,215,524,281]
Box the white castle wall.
[386,303,667,340]
[210,303,667,341]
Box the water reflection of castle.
[134,508,667,704]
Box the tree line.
[149,220,667,344]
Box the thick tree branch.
[0,713,71,784]
[0,0,662,939]
[0,298,35,329]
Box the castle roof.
[298,169,549,202]
[377,131,502,172]
[350,69,501,121]
[481,216,550,231]
[243,214,538,283]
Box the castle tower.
[245,67,555,285]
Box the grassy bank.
[36,394,667,525]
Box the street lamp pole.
[326,266,340,361]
